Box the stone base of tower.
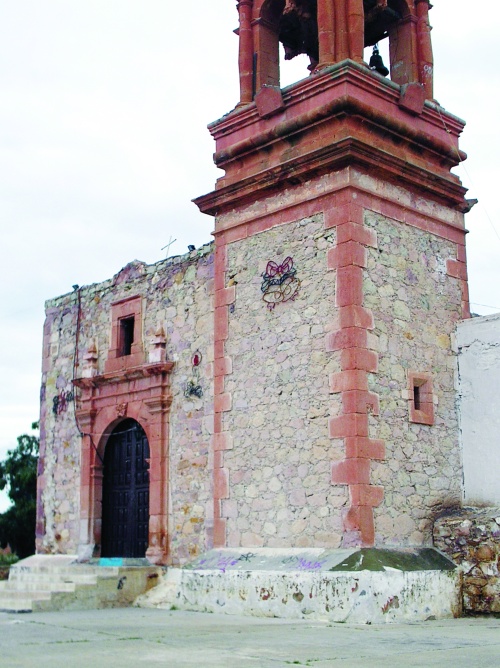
[136,548,461,623]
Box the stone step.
[0,555,164,613]
[0,589,53,600]
[1,580,77,593]
[9,565,116,577]
[9,555,79,570]
[0,589,52,613]
[8,572,100,585]
[0,598,35,613]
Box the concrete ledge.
[136,548,461,623]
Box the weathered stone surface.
[364,212,462,546]
[222,215,347,548]
[38,245,215,565]
[434,507,500,613]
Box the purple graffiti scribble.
[281,556,327,571]
[195,554,240,573]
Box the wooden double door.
[101,419,150,558]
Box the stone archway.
[73,362,174,564]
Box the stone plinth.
[136,548,460,623]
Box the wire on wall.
[71,286,104,466]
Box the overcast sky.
[1,1,499,512]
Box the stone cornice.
[73,362,174,390]
[196,61,467,217]
[208,61,464,145]
[194,136,467,217]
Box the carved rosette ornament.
[116,403,127,418]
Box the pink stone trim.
[327,206,385,547]
[335,266,364,307]
[212,432,234,452]
[73,362,174,564]
[105,296,145,373]
[212,238,236,548]
[408,371,435,426]
[213,183,466,248]
[330,370,368,393]
[446,255,471,319]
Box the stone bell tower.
[195,1,469,552]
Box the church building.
[35,0,476,620]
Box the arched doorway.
[101,419,150,558]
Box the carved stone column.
[74,404,98,561]
[237,0,254,105]
[144,394,173,565]
[333,0,364,63]
[317,0,336,67]
[415,0,434,98]
[347,0,364,63]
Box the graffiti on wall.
[193,551,328,573]
[52,390,74,416]
[184,350,203,399]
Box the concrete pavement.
[0,607,499,667]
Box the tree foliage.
[0,422,39,558]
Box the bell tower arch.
[236,0,433,104]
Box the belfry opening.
[237,0,433,102]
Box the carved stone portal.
[73,362,174,565]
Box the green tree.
[0,422,39,558]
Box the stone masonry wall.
[222,214,348,548]
[38,244,214,564]
[364,212,463,546]
[434,508,500,614]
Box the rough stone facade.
[38,245,215,565]
[434,508,500,614]
[223,214,347,548]
[364,212,463,546]
[37,194,467,566]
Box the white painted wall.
[457,313,500,505]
